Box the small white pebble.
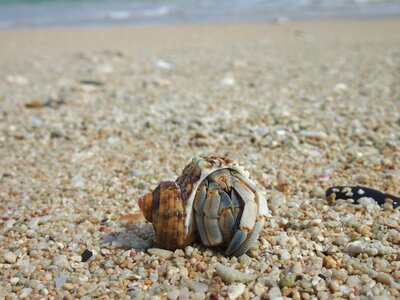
[227,283,245,300]
[191,292,206,300]
[280,249,291,261]
[20,288,32,298]
[167,289,179,300]
[185,245,195,257]
[154,59,172,70]
[148,248,174,259]
[220,76,235,87]
[3,251,17,264]
[267,286,282,298]
[167,266,180,277]
[333,83,348,93]
[253,282,265,296]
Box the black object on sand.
[81,249,93,262]
[326,186,400,208]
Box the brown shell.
[138,181,195,250]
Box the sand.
[0,19,399,299]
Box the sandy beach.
[1,19,400,299]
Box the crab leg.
[233,180,255,203]
[219,209,235,242]
[225,229,247,256]
[204,182,221,218]
[231,189,241,208]
[225,177,259,256]
[230,170,257,191]
[204,217,223,246]
[203,182,223,246]
[225,202,258,255]
[193,182,211,246]
[239,201,257,232]
[231,189,243,233]
[208,169,232,191]
[231,220,264,257]
[218,190,235,241]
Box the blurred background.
[1,0,400,29]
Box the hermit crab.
[138,156,269,256]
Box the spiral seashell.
[138,156,269,256]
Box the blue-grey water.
[0,0,399,29]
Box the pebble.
[72,174,84,189]
[167,266,180,277]
[344,240,389,256]
[93,63,114,74]
[62,283,75,291]
[280,249,291,261]
[167,290,180,300]
[178,287,190,299]
[191,292,206,300]
[238,254,251,265]
[81,249,93,262]
[280,273,297,288]
[332,270,348,283]
[220,76,235,87]
[267,286,282,299]
[29,279,44,291]
[215,264,256,283]
[6,75,29,85]
[31,116,44,127]
[323,256,336,269]
[333,82,348,93]
[52,254,69,267]
[299,131,327,140]
[154,59,172,70]
[346,275,360,288]
[3,251,17,264]
[184,246,195,257]
[227,283,245,300]
[54,276,68,288]
[300,219,322,229]
[327,280,340,292]
[376,273,391,286]
[20,288,32,298]
[189,282,208,293]
[148,248,174,259]
[291,262,303,275]
[253,282,265,296]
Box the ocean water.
[0,0,399,29]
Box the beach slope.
[0,20,400,298]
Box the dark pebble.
[318,274,327,280]
[79,79,104,86]
[81,249,93,262]
[326,185,400,208]
[100,217,109,225]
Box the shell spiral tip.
[138,192,153,222]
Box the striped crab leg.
[225,176,265,256]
